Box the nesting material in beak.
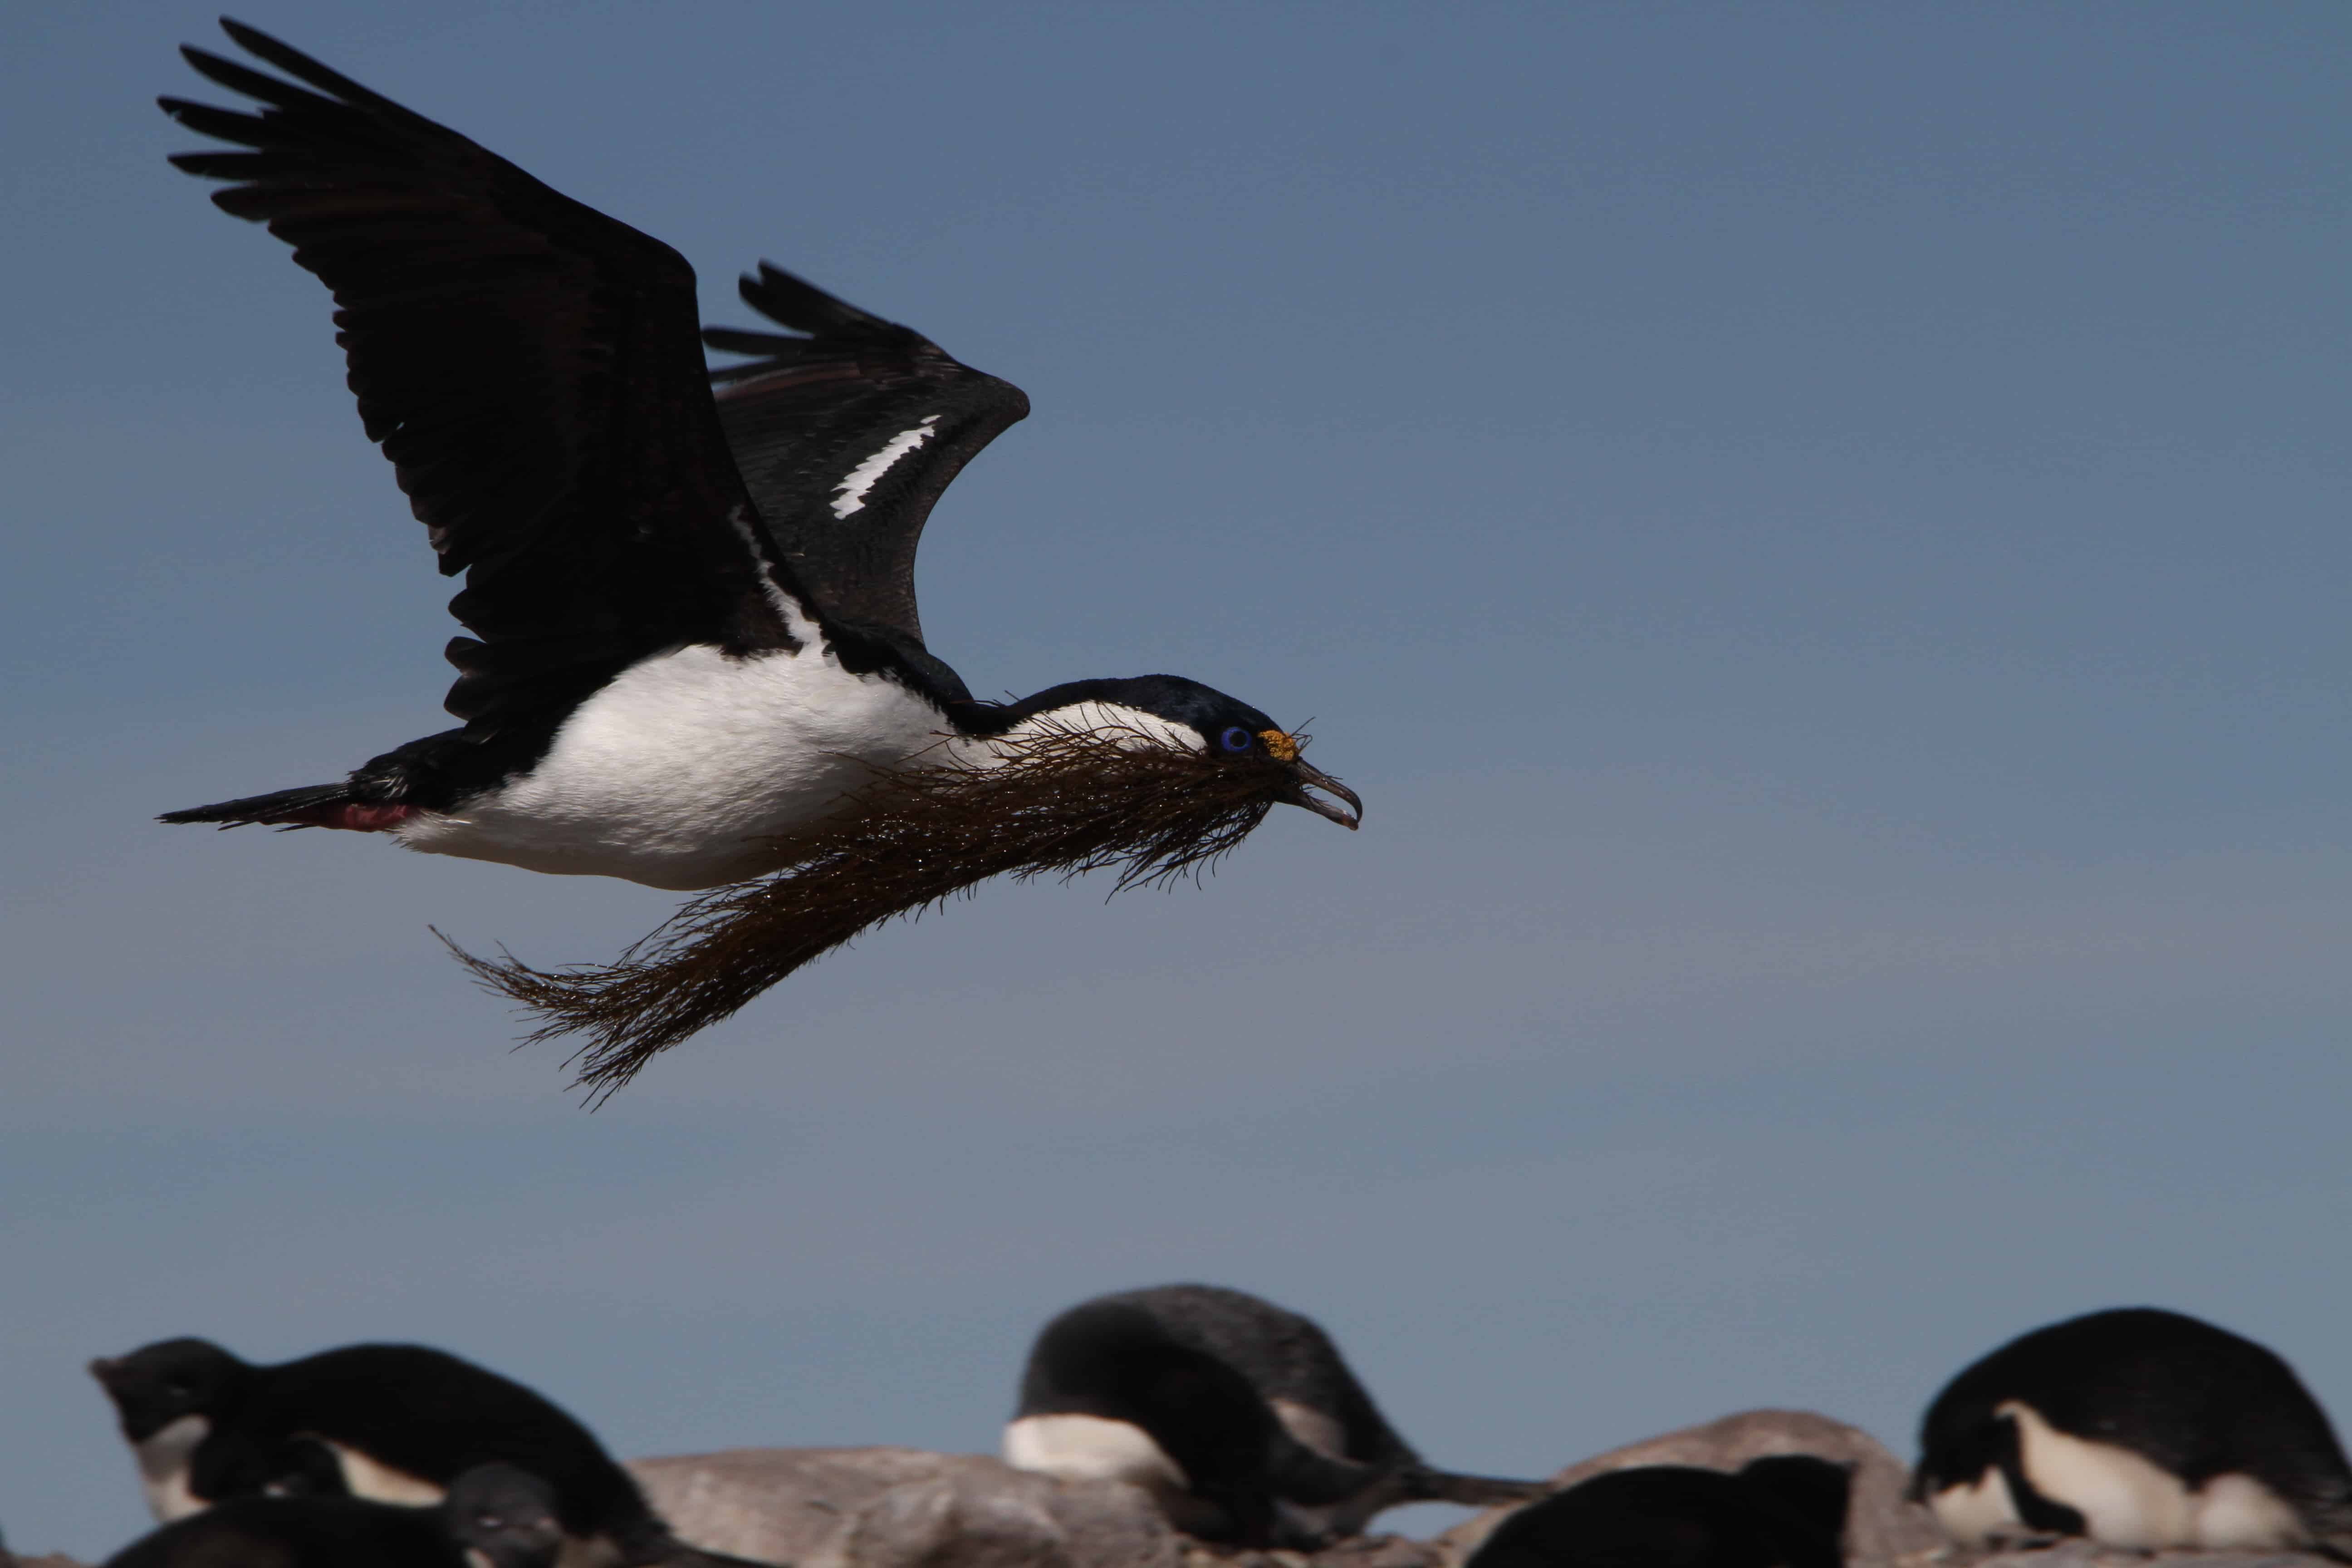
[442,720,1362,1100]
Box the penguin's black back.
[1044,1285,1419,1469]
[101,1495,461,1568]
[1917,1308,2352,1511]
[1467,1459,1851,1568]
[202,1344,655,1548]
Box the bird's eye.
[1219,727,1253,753]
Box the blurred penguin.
[1466,1457,1852,1568]
[1005,1284,1543,1546]
[103,1463,565,1568]
[88,1338,765,1568]
[1914,1307,2352,1554]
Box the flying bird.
[155,22,1359,1085]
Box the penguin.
[1912,1306,2352,1554]
[88,1338,758,1568]
[103,1463,565,1568]
[1004,1284,1545,1546]
[1465,1457,1852,1568]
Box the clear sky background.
[4,1,2349,1558]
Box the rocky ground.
[20,1409,2347,1568]
[620,1409,2335,1568]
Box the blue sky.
[4,1,2349,1557]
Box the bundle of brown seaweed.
[442,722,1319,1100]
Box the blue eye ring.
[1220,726,1254,753]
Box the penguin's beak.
[1281,760,1362,830]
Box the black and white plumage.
[1911,1307,2352,1555]
[1004,1284,1543,1548]
[102,1464,566,1568]
[1463,1459,1851,1568]
[87,1338,741,1568]
[153,22,1359,897]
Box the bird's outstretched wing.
[162,20,810,735]
[704,263,1030,652]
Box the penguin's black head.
[88,1338,248,1440]
[978,674,1363,829]
[443,1465,564,1568]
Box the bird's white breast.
[1004,1412,1191,1492]
[1929,1401,2308,1551]
[134,1414,211,1523]
[1003,1412,1235,1533]
[396,639,955,890]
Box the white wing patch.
[832,416,941,518]
[726,504,820,642]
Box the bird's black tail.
[1397,1466,1550,1508]
[158,781,400,832]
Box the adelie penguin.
[1465,1457,1852,1568]
[103,1463,566,1568]
[1004,1284,1544,1547]
[88,1338,760,1568]
[1913,1306,2352,1554]
[152,22,1360,1083]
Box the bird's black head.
[88,1338,249,1440]
[442,1465,565,1568]
[975,674,1362,828]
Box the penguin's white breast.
[1973,1401,2306,1551]
[132,1414,211,1523]
[1003,1413,1190,1494]
[1928,1465,2024,1546]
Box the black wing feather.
[162,20,810,734]
[704,262,1029,649]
